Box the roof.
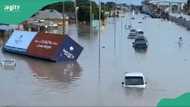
[33,9,63,20]
[125,72,144,77]
[137,29,143,31]
[0,25,18,31]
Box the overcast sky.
[100,0,143,5]
[94,0,188,5]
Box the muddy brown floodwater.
[0,13,190,106]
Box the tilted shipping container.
[27,32,65,61]
[3,30,37,54]
[3,31,83,62]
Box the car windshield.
[125,76,144,85]
[138,31,144,34]
[131,29,136,32]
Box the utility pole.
[114,0,117,50]
[74,0,78,29]
[63,1,65,35]
[90,0,93,38]
[98,0,102,82]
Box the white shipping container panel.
[5,30,37,50]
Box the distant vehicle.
[179,37,183,41]
[137,30,144,36]
[177,16,183,19]
[0,59,16,67]
[133,36,148,49]
[131,17,135,20]
[128,25,132,30]
[39,19,45,23]
[122,72,147,88]
[125,24,132,30]
[128,29,137,39]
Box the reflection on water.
[0,65,16,71]
[134,48,148,54]
[29,61,82,83]
[124,88,145,97]
[78,24,91,37]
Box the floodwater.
[1,13,190,106]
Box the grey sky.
[95,0,187,5]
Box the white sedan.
[122,72,147,88]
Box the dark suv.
[132,36,148,49]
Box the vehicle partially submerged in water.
[128,29,137,39]
[122,72,147,88]
[0,59,16,67]
[132,36,148,49]
[137,29,144,36]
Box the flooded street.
[1,13,190,106]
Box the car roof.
[138,30,144,33]
[125,72,144,77]
[131,29,136,31]
[137,29,143,31]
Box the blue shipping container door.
[56,35,83,62]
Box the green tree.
[42,2,63,13]
[77,0,105,23]
[42,0,107,23]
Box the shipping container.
[3,31,83,62]
[27,32,65,61]
[27,32,83,62]
[3,30,37,54]
[55,35,83,62]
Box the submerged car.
[132,36,148,49]
[137,30,144,36]
[128,29,137,39]
[0,59,16,67]
[122,72,147,88]
[131,17,135,20]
